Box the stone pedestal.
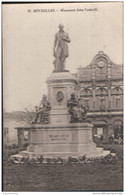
[17,70,110,159]
[20,123,109,158]
[46,71,77,124]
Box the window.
[4,128,9,136]
[114,120,123,139]
[84,98,89,109]
[99,97,105,111]
[24,131,28,141]
[115,96,120,108]
[97,128,103,137]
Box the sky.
[3,2,123,112]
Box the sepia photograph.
[2,2,123,192]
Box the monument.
[17,24,110,159]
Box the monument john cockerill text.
[53,24,70,72]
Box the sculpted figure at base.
[67,93,78,122]
[32,95,51,124]
[67,93,87,122]
[77,98,88,120]
[53,24,70,72]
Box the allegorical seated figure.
[67,93,87,122]
[67,93,78,122]
[32,95,51,124]
[77,98,88,121]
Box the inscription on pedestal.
[47,131,72,143]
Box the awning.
[92,121,107,125]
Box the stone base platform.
[18,122,110,159]
[19,148,110,159]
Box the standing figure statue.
[32,95,51,124]
[53,24,70,72]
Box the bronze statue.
[77,98,87,121]
[53,24,70,72]
[67,94,87,122]
[67,93,78,122]
[32,95,51,124]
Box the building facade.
[3,112,29,145]
[76,51,123,139]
